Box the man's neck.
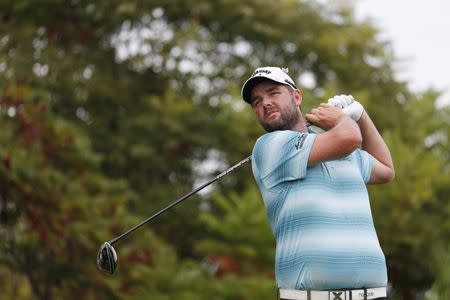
[290,119,309,133]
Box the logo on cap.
[251,69,272,77]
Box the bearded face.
[250,81,302,132]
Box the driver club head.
[97,242,118,275]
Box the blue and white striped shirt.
[251,130,387,290]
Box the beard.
[260,95,301,132]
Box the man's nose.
[262,96,273,107]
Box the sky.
[354,0,450,106]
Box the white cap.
[241,67,297,103]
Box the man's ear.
[294,89,302,106]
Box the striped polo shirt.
[251,130,387,290]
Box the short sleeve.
[251,131,316,190]
[355,148,374,183]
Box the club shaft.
[108,155,252,245]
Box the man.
[241,67,394,300]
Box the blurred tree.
[425,245,450,300]
[0,82,176,299]
[0,0,449,299]
[368,91,450,299]
[197,183,275,276]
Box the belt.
[279,287,386,300]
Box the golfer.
[242,67,394,300]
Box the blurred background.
[0,1,449,299]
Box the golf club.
[97,122,313,275]
[97,155,252,275]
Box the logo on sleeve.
[294,134,307,150]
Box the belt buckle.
[329,290,346,300]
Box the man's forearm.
[325,94,394,183]
[357,111,394,170]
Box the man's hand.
[327,94,364,122]
[305,103,346,131]
[306,104,362,166]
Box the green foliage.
[197,183,275,273]
[0,0,449,299]
[368,92,450,294]
[425,246,450,300]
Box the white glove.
[327,94,364,122]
